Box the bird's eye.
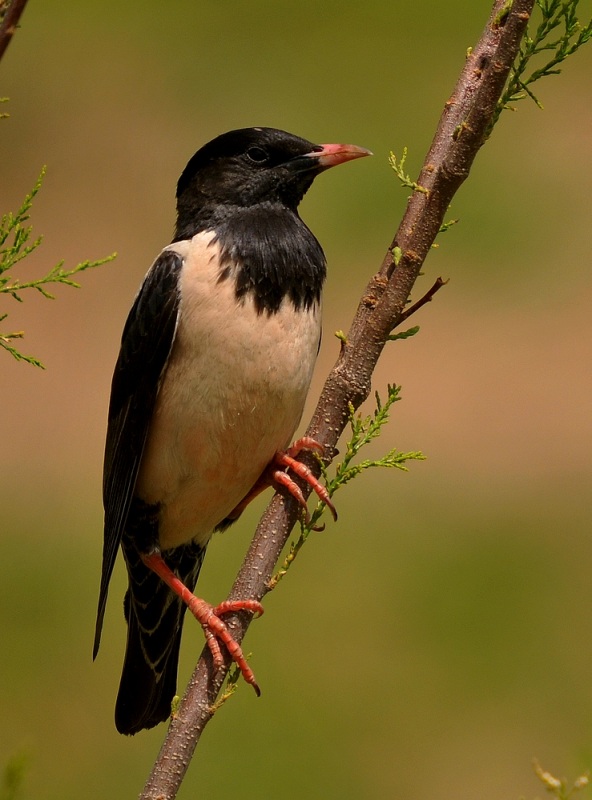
[246,146,269,163]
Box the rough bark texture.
[141,2,535,797]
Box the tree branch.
[140,1,535,797]
[394,276,449,327]
[0,0,30,63]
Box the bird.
[93,126,371,735]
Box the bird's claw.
[271,436,337,523]
[140,552,263,694]
[188,595,263,695]
[223,437,337,526]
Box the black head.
[175,127,371,236]
[172,127,371,313]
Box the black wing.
[93,249,184,658]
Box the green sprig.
[388,325,420,342]
[532,758,590,799]
[1,168,116,367]
[388,148,429,195]
[270,385,425,588]
[431,217,460,249]
[437,218,460,235]
[491,0,592,131]
[210,663,245,712]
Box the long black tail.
[115,538,206,735]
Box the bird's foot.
[141,551,263,695]
[225,436,337,527]
[186,595,264,696]
[272,437,337,524]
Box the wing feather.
[93,249,184,657]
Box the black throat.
[173,202,326,315]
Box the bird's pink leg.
[227,436,337,524]
[141,551,263,695]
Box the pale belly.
[135,232,321,551]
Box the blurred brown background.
[2,1,591,798]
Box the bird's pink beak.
[309,142,373,169]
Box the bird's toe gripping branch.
[227,436,337,527]
[187,595,264,696]
[273,436,337,524]
[141,551,264,695]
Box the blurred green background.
[2,1,592,798]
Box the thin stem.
[395,277,449,327]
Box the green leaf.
[392,245,403,266]
[388,325,420,341]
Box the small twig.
[140,2,535,798]
[395,277,449,327]
[0,0,30,63]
